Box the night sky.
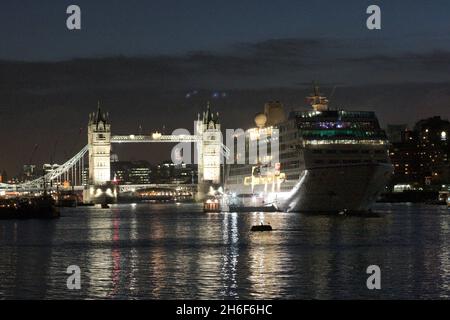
[1,0,450,176]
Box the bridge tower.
[196,102,222,197]
[88,104,111,184]
[84,104,116,204]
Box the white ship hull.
[274,163,392,212]
[225,163,393,213]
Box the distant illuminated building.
[41,164,61,187]
[110,153,119,162]
[388,116,450,189]
[111,159,197,186]
[389,130,421,187]
[111,160,152,185]
[43,163,60,175]
[153,161,197,184]
[264,101,286,126]
[386,124,408,143]
[0,170,6,183]
[22,164,37,182]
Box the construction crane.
[28,144,39,164]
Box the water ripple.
[1,203,450,299]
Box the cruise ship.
[224,85,393,213]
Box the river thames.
[1,203,450,299]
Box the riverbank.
[378,190,442,204]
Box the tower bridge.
[0,103,229,203]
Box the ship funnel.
[307,83,329,112]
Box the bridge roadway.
[117,183,196,193]
[111,134,230,157]
[111,134,202,143]
[0,183,196,193]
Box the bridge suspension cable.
[0,145,88,192]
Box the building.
[22,164,37,182]
[43,164,60,175]
[111,160,152,185]
[152,161,197,184]
[110,153,119,163]
[386,124,408,143]
[110,160,197,185]
[0,170,6,183]
[389,130,421,188]
[388,116,450,190]
[414,116,450,186]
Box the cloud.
[0,37,329,93]
[342,49,450,73]
[3,36,450,94]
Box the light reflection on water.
[1,203,450,299]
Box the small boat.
[251,223,273,232]
[101,203,110,209]
[56,190,78,207]
[203,198,221,212]
[0,195,60,220]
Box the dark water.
[1,203,450,299]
